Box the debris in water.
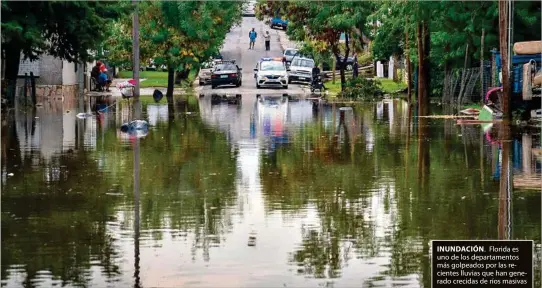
[76,113,93,119]
[461,196,466,200]
[120,120,149,138]
[248,232,257,247]
[153,89,164,103]
[7,173,14,176]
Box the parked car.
[254,57,289,89]
[242,1,256,16]
[211,61,242,89]
[198,61,215,85]
[270,17,288,30]
[323,55,356,71]
[287,57,314,84]
[144,59,167,71]
[282,48,298,66]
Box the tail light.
[230,73,237,77]
[211,74,218,78]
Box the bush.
[340,77,383,101]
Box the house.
[16,54,95,104]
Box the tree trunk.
[480,28,485,104]
[417,21,430,116]
[4,44,22,107]
[498,0,511,120]
[340,33,350,92]
[166,66,175,106]
[405,19,412,104]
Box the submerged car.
[211,61,242,89]
[254,57,289,89]
[288,57,314,84]
[198,61,215,85]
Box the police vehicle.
[253,57,289,89]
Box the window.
[260,61,285,71]
[201,62,213,69]
[284,50,297,56]
[215,63,237,71]
[292,59,314,68]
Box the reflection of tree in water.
[1,143,121,287]
[291,197,378,279]
[262,103,541,286]
[94,102,238,262]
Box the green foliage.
[1,1,129,62]
[340,77,383,101]
[104,1,241,75]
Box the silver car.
[198,61,215,85]
[288,57,314,84]
[282,48,298,66]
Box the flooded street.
[1,96,541,288]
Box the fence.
[442,60,493,107]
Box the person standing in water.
[264,31,271,51]
[249,28,257,49]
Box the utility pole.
[498,0,511,120]
[132,0,140,101]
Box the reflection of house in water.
[147,104,169,126]
[486,126,541,190]
[14,100,79,163]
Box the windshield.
[215,63,237,71]
[292,59,314,68]
[284,50,297,56]
[201,62,213,69]
[260,61,285,71]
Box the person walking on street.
[249,28,257,49]
[264,31,271,51]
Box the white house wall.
[62,60,77,85]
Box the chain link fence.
[442,60,493,107]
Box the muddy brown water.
[1,97,540,287]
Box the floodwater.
[1,95,541,288]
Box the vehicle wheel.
[284,85,288,89]
[199,81,204,86]
[256,84,261,89]
[288,79,292,84]
[310,87,315,93]
[211,85,216,89]
[346,64,353,71]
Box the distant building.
[16,54,95,104]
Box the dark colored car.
[323,55,356,71]
[211,61,242,89]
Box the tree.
[257,1,373,92]
[161,0,242,98]
[1,1,128,106]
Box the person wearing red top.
[91,61,112,91]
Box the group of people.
[248,28,271,51]
[91,61,112,92]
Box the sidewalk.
[110,78,187,97]
[275,29,300,51]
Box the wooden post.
[498,0,511,120]
[480,29,485,104]
[522,134,532,175]
[405,19,412,104]
[458,44,469,107]
[132,0,140,101]
[30,72,36,106]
